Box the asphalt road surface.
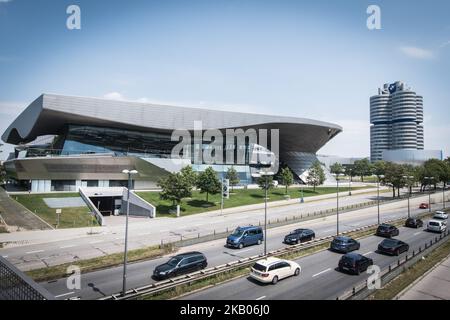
[181,220,446,300]
[41,196,447,300]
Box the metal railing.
[0,256,54,300]
[99,216,406,300]
[337,229,450,300]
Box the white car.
[433,211,448,220]
[250,257,301,284]
[427,219,447,233]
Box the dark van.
[226,226,264,249]
[153,251,207,280]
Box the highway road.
[40,194,448,300]
[1,188,398,271]
[182,219,448,300]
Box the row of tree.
[158,166,241,206]
[329,158,450,198]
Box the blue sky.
[0,0,449,159]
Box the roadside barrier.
[337,228,450,300]
[99,213,421,300]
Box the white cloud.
[0,0,13,3]
[103,92,125,101]
[399,46,435,60]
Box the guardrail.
[79,187,105,226]
[337,229,450,300]
[99,215,409,300]
[162,192,448,249]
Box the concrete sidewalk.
[397,254,450,300]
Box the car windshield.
[334,238,347,244]
[231,229,244,237]
[167,256,183,266]
[291,229,303,235]
[342,255,356,263]
[252,263,267,272]
[381,239,398,247]
[429,222,439,226]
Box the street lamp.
[372,174,384,225]
[403,175,414,218]
[300,183,304,203]
[348,178,352,196]
[424,176,433,213]
[251,168,274,256]
[442,182,446,209]
[332,172,344,236]
[121,169,138,297]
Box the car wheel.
[311,236,315,241]
[296,239,300,244]
[257,239,262,245]
[355,267,360,275]
[357,244,361,250]
[238,243,244,249]
[272,276,279,284]
[294,268,300,276]
[395,249,400,256]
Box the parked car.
[153,251,207,280]
[226,226,263,249]
[250,257,301,284]
[283,228,315,245]
[419,203,429,209]
[377,238,409,256]
[338,253,373,275]
[433,211,448,220]
[427,219,447,233]
[376,224,400,238]
[404,218,423,229]
[330,236,360,253]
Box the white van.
[427,219,447,233]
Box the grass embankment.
[137,186,373,217]
[14,193,98,229]
[27,244,176,282]
[142,219,405,300]
[0,226,7,233]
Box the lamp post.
[373,174,384,225]
[121,169,138,297]
[332,172,344,236]
[300,184,304,203]
[424,176,433,213]
[443,182,446,209]
[251,168,274,256]
[403,175,414,218]
[348,178,352,196]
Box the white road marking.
[55,291,75,298]
[323,229,334,233]
[414,232,422,236]
[2,255,8,258]
[89,240,103,244]
[235,248,254,253]
[60,245,75,249]
[363,251,373,256]
[26,250,44,254]
[256,295,266,300]
[312,268,331,278]
[115,237,122,240]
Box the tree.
[420,159,446,191]
[306,161,325,192]
[353,158,373,182]
[279,167,294,194]
[196,167,221,202]
[257,175,275,191]
[383,162,406,198]
[330,162,344,175]
[372,160,387,178]
[158,172,192,207]
[225,166,240,192]
[180,165,198,191]
[344,164,355,182]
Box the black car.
[330,236,360,253]
[153,252,207,280]
[338,253,373,275]
[376,224,400,238]
[404,218,423,229]
[283,229,315,245]
[377,239,409,256]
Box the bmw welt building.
[2,94,341,192]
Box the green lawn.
[137,185,373,217]
[14,193,98,229]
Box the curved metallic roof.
[2,93,342,153]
